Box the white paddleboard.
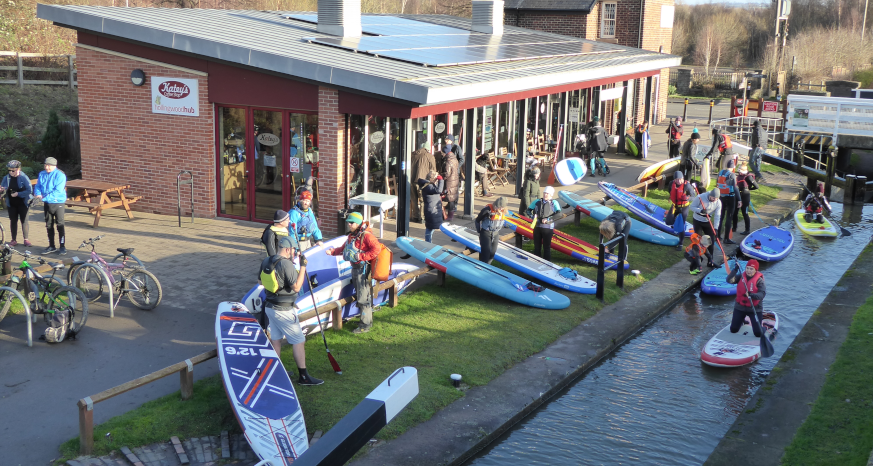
[554,157,587,186]
[701,312,778,367]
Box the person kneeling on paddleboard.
[531,186,562,261]
[684,234,712,275]
[599,210,631,256]
[326,212,382,334]
[689,188,722,267]
[726,259,766,337]
[475,196,507,265]
[802,182,832,224]
[259,236,323,386]
[288,190,324,252]
[669,171,694,250]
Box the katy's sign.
[151,77,199,116]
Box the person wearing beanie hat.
[716,158,739,244]
[726,258,767,338]
[689,188,722,265]
[666,117,684,158]
[417,169,445,242]
[326,211,382,334]
[802,181,832,224]
[475,196,508,264]
[669,170,695,249]
[259,234,323,386]
[288,188,323,252]
[261,209,291,257]
[684,233,712,275]
[599,210,632,257]
[521,166,542,216]
[733,164,759,235]
[0,159,33,247]
[679,130,702,180]
[33,156,68,254]
[531,187,562,260]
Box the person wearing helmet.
[726,259,766,337]
[0,160,32,246]
[287,190,323,252]
[520,166,541,216]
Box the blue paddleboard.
[395,236,570,310]
[554,157,587,186]
[558,190,681,246]
[739,225,794,262]
[701,259,746,296]
[598,182,694,236]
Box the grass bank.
[57,182,782,462]
[780,293,873,465]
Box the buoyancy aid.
[736,173,753,192]
[533,199,558,227]
[261,225,289,253]
[670,180,691,207]
[342,223,372,264]
[717,170,735,196]
[480,204,506,232]
[805,195,823,213]
[718,134,733,153]
[685,233,706,256]
[736,272,764,308]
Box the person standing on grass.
[716,159,738,245]
[259,235,323,386]
[418,170,444,243]
[599,210,631,255]
[733,164,759,236]
[726,259,766,337]
[288,190,323,253]
[475,196,507,265]
[689,188,721,267]
[326,212,381,334]
[0,160,32,247]
[520,167,541,217]
[32,157,67,255]
[531,186,561,261]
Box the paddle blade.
[327,350,343,374]
[547,166,557,185]
[760,334,775,358]
[840,227,852,237]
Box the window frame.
[600,1,617,39]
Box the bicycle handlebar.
[78,235,105,250]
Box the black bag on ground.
[43,308,72,343]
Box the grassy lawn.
[780,293,873,465]
[57,182,782,462]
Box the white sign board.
[569,108,580,123]
[289,156,300,173]
[257,133,280,146]
[600,86,625,101]
[786,94,873,140]
[660,6,674,28]
[370,131,385,144]
[151,77,199,116]
[434,122,446,134]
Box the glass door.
[289,112,319,205]
[218,106,249,218]
[252,109,284,222]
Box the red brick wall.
[316,87,344,238]
[76,46,216,217]
[504,11,594,39]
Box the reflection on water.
[467,204,873,466]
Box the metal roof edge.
[75,43,209,76]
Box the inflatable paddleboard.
[637,157,681,182]
[215,302,308,464]
[440,224,596,294]
[558,190,681,246]
[701,259,746,296]
[554,157,587,186]
[598,182,694,236]
[740,225,794,262]
[794,209,838,237]
[625,135,640,157]
[503,211,627,269]
[295,236,353,295]
[701,312,779,367]
[395,236,570,310]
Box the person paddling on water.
[726,259,766,337]
[689,188,722,267]
[802,182,832,224]
[326,212,382,334]
[531,186,562,261]
[599,210,631,255]
[475,196,507,265]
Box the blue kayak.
[740,225,794,262]
[701,259,746,296]
[598,182,694,236]
[559,190,681,246]
[395,236,571,310]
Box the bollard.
[857,176,867,204]
[707,100,714,125]
[845,175,856,205]
[683,98,688,121]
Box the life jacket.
[261,225,289,253]
[342,224,373,264]
[669,124,682,141]
[718,134,733,153]
[717,170,735,196]
[736,173,752,192]
[292,206,316,240]
[670,180,691,207]
[533,199,557,228]
[481,204,506,231]
[685,233,705,256]
[805,195,823,213]
[736,272,763,308]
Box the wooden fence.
[0,52,77,88]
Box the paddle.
[741,271,775,358]
[289,226,342,375]
[691,184,731,274]
[796,181,851,237]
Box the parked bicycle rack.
[177,170,194,227]
[68,262,115,318]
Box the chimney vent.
[471,0,504,35]
[318,0,362,37]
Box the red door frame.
[214,103,251,221]
[250,106,290,218]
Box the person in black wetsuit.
[475,196,507,265]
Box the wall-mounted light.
[130,69,146,86]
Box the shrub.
[41,110,64,161]
[855,68,873,89]
[668,84,678,95]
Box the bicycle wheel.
[49,285,88,333]
[110,253,145,268]
[0,223,5,244]
[125,269,162,310]
[0,286,18,323]
[71,265,105,302]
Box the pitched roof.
[503,0,597,12]
[37,6,679,106]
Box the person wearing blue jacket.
[287,190,323,252]
[0,160,32,246]
[33,157,67,255]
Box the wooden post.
[824,149,836,198]
[78,401,94,455]
[68,55,75,89]
[657,176,665,190]
[642,182,648,198]
[387,283,399,307]
[332,304,343,330]
[437,270,446,286]
[514,232,523,248]
[179,363,193,401]
[575,209,581,226]
[845,175,856,205]
[856,176,867,204]
[17,52,24,88]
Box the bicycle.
[68,236,162,310]
[0,245,88,333]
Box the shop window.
[497,103,510,154]
[601,2,617,39]
[367,115,388,194]
[348,114,366,198]
[433,114,449,152]
[218,107,247,217]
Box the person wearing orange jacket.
[326,212,382,334]
[684,234,712,275]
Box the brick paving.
[66,433,259,466]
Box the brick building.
[38,3,679,237]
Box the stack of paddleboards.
[440,224,596,294]
[701,259,746,296]
[395,236,571,309]
[794,209,838,237]
[559,190,681,246]
[740,225,794,262]
[701,312,779,367]
[598,182,694,236]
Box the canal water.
[467,203,873,466]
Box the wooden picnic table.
[64,180,142,228]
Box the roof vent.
[317,0,362,37]
[471,0,504,35]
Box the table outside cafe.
[64,180,143,228]
[348,192,398,238]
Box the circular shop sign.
[370,131,385,144]
[257,133,280,146]
[434,122,446,133]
